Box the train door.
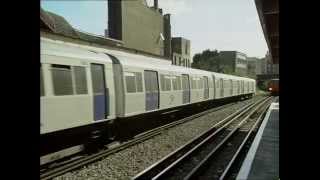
[182,74,190,104]
[229,80,233,96]
[237,81,240,95]
[144,70,159,111]
[220,79,224,97]
[212,75,216,99]
[241,81,244,94]
[203,76,209,99]
[91,64,108,121]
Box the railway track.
[133,96,272,180]
[40,99,254,180]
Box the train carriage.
[40,39,117,135]
[40,37,256,165]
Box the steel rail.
[132,97,268,180]
[155,97,271,180]
[40,100,247,180]
[183,97,271,180]
[218,104,270,180]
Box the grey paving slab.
[236,103,279,180]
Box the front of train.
[268,79,279,96]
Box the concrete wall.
[219,51,237,72]
[108,0,169,57]
[256,58,267,75]
[219,51,248,77]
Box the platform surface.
[236,101,279,180]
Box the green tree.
[192,49,222,72]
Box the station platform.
[236,100,279,180]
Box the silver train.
[40,37,256,164]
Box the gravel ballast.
[54,96,263,180]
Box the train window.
[165,76,171,91]
[198,78,203,89]
[160,75,166,91]
[150,72,159,92]
[51,64,73,95]
[181,76,189,90]
[91,64,106,95]
[160,74,171,91]
[209,79,213,88]
[176,76,181,90]
[233,81,237,88]
[196,78,200,89]
[223,80,228,88]
[172,76,178,90]
[125,72,136,93]
[124,72,143,93]
[172,76,182,90]
[135,72,143,92]
[216,79,219,88]
[191,78,197,89]
[74,66,88,94]
[40,65,44,97]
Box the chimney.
[154,0,158,9]
[163,14,171,58]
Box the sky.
[41,0,268,59]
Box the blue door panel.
[94,94,106,120]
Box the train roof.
[41,37,255,82]
[41,37,114,64]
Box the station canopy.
[255,0,279,64]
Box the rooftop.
[40,8,171,61]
